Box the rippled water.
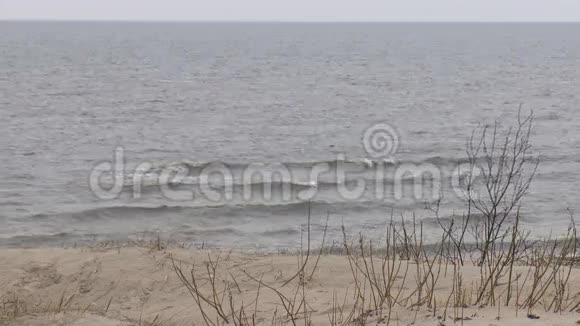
[1,22,579,248]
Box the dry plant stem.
[307,211,330,281]
[282,202,312,287]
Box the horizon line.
[1,19,580,23]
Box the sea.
[0,22,579,249]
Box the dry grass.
[155,214,578,326]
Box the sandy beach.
[0,241,578,326]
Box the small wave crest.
[27,199,410,223]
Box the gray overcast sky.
[1,0,579,21]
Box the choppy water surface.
[0,22,579,248]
